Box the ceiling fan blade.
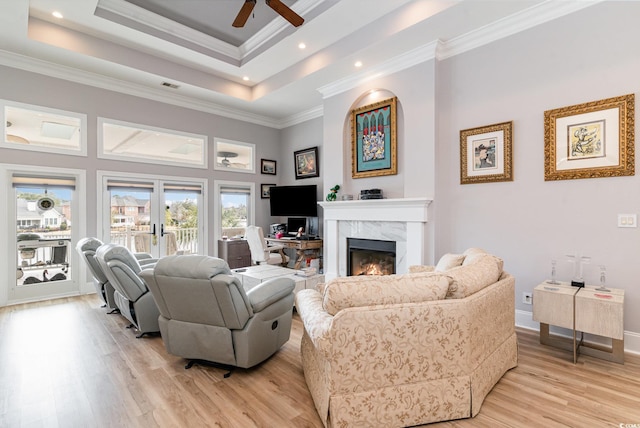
[232,0,256,28]
[266,0,304,27]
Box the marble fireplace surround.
[319,198,432,280]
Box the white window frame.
[97,170,208,256]
[213,138,256,174]
[213,180,255,248]
[1,99,87,157]
[98,117,208,169]
[0,163,87,307]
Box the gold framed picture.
[351,97,397,178]
[544,94,635,181]
[460,121,513,184]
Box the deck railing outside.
[37,227,199,255]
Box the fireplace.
[319,198,431,280]
[347,238,396,276]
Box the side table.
[532,281,625,364]
[218,239,251,269]
[575,287,625,363]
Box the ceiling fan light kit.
[218,151,239,167]
[233,0,304,28]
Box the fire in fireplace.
[347,238,396,276]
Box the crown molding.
[240,0,325,59]
[437,0,606,59]
[0,49,281,129]
[276,105,323,129]
[317,41,439,99]
[96,0,240,61]
[317,0,604,99]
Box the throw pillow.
[435,253,466,271]
[445,254,502,299]
[408,265,435,273]
[322,272,450,316]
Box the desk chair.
[245,225,289,266]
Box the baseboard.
[516,309,640,356]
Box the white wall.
[322,61,437,263]
[435,2,640,336]
[320,2,640,343]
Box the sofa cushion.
[463,250,504,271]
[408,265,435,273]
[445,254,503,299]
[322,272,450,316]
[435,253,466,271]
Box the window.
[213,138,255,173]
[13,174,75,287]
[99,173,206,257]
[214,181,255,241]
[98,118,207,168]
[2,100,87,156]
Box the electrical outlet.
[522,292,532,305]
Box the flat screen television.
[269,185,318,217]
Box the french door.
[1,165,86,305]
[99,172,206,258]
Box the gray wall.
[320,2,640,341]
[279,117,323,235]
[0,65,282,253]
[436,2,640,335]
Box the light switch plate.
[618,214,637,228]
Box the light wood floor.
[1,295,639,427]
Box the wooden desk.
[265,238,323,270]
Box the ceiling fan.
[232,0,304,28]
[218,151,238,167]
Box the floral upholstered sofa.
[294,248,517,427]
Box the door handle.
[161,224,165,237]
[152,224,158,246]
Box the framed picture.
[261,183,275,199]
[460,121,513,184]
[261,158,277,175]
[544,94,635,181]
[294,146,319,179]
[351,97,397,178]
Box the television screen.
[269,185,318,217]
[287,217,307,235]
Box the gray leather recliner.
[140,255,295,369]
[95,243,160,337]
[76,237,117,310]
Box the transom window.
[98,118,207,168]
[2,100,87,156]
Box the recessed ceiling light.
[298,42,306,49]
[243,76,250,81]
[52,11,63,19]
[355,61,363,68]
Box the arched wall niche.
[340,88,403,199]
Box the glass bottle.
[547,259,559,284]
[596,265,610,292]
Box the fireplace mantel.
[319,198,431,222]
[319,198,432,280]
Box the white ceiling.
[0,0,603,129]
